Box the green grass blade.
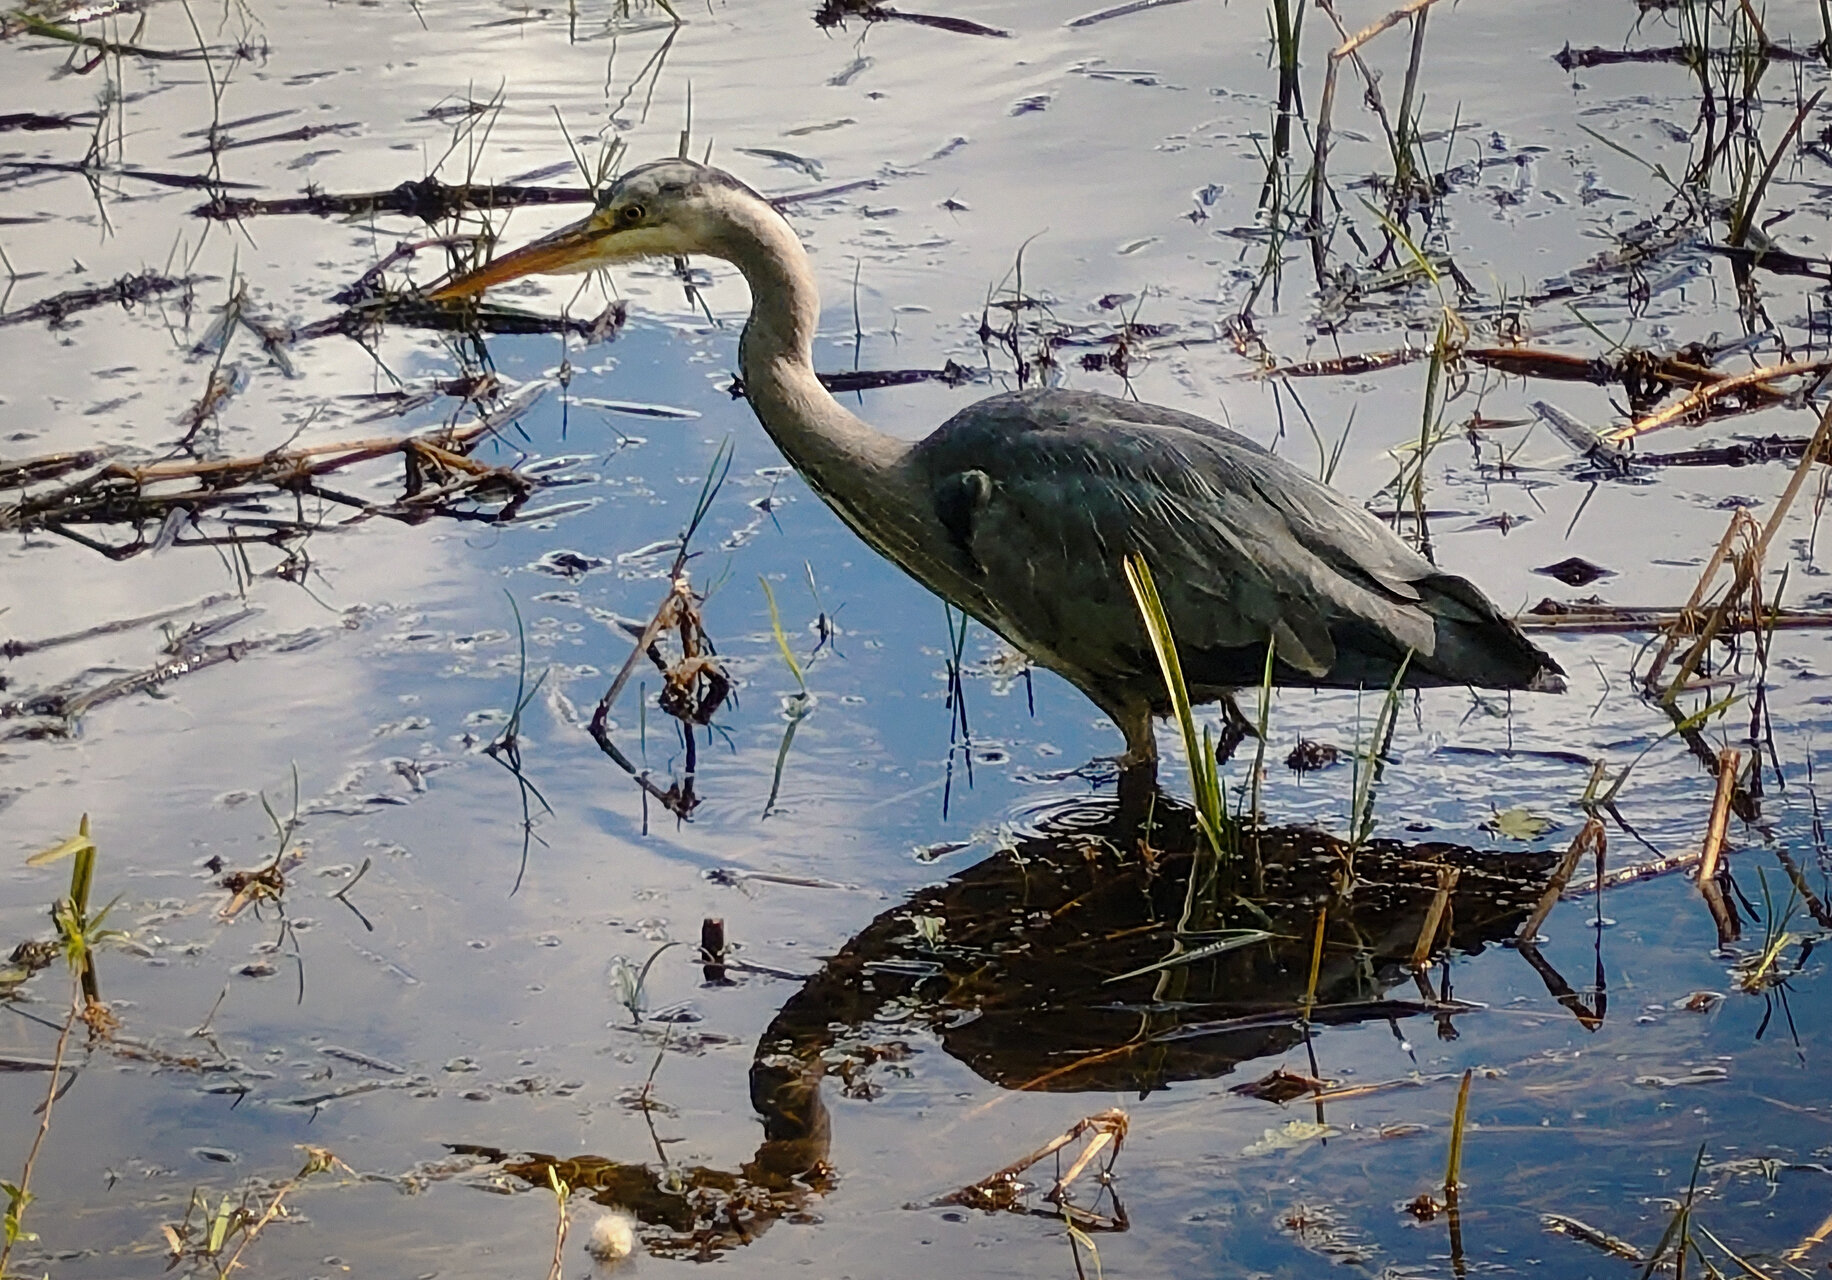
[759,576,807,694]
[1124,555,1228,856]
[1350,653,1412,848]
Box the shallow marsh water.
[3,0,1832,1276]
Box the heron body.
[430,158,1564,766]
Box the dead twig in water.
[1,159,255,191]
[1639,404,1832,701]
[727,362,977,400]
[1,623,338,741]
[0,411,541,561]
[586,442,735,824]
[1696,748,1743,947]
[938,1110,1129,1231]
[1408,864,1459,970]
[0,592,235,659]
[195,178,595,222]
[1473,344,1763,414]
[1065,0,1196,28]
[1516,817,1605,944]
[1541,1212,1645,1262]
[196,176,885,223]
[1554,40,1809,69]
[296,295,628,344]
[1254,347,1428,380]
[0,270,193,328]
[1636,433,1832,469]
[1705,241,1832,281]
[813,0,1011,37]
[1519,603,1832,633]
[1565,847,1703,899]
[0,110,99,131]
[1611,358,1832,441]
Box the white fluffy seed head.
[585,1208,638,1264]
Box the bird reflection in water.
[455,792,1585,1262]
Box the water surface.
[3,1,1831,1276]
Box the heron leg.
[1109,700,1160,820]
[1112,699,1158,773]
[1116,756,1158,819]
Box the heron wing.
[912,388,1445,691]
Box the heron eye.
[619,203,645,226]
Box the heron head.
[426,158,764,300]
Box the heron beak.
[424,213,613,302]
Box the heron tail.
[1415,571,1565,693]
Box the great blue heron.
[429,158,1565,770]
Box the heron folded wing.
[913,388,1462,688]
[961,388,1434,607]
[956,461,1299,683]
[1271,614,1335,678]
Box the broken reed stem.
[1303,906,1328,1016]
[1409,864,1459,970]
[1661,545,1756,703]
[218,1170,311,1277]
[1444,1067,1472,1200]
[1308,34,1340,264]
[1734,0,1770,45]
[1697,749,1740,883]
[1565,846,1699,898]
[1641,399,1832,697]
[593,581,686,736]
[1641,515,1750,693]
[1330,0,1444,86]
[1519,607,1832,634]
[1698,748,1743,947]
[1645,514,1759,701]
[950,1111,1128,1210]
[1754,399,1832,564]
[1785,1205,1832,1263]
[1614,358,1832,441]
[1771,844,1832,930]
[1051,1127,1120,1197]
[1517,817,1605,943]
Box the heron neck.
[725,203,910,515]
